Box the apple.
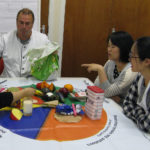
[59,88,69,97]
[10,108,23,120]
[36,82,42,89]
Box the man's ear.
[143,58,150,67]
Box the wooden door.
[62,0,113,81]
[62,0,150,82]
[41,0,49,34]
[111,0,150,39]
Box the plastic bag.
[27,42,59,80]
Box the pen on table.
[83,79,91,86]
[46,79,57,82]
[0,80,7,84]
[72,103,77,116]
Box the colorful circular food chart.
[0,83,108,141]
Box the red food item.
[87,86,104,93]
[59,88,69,97]
[36,82,42,89]
[10,108,23,120]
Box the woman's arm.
[0,88,35,108]
[101,68,137,98]
[0,92,13,108]
[12,88,35,104]
[81,63,108,83]
[82,63,136,98]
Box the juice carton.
[85,86,104,120]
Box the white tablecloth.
[0,77,150,150]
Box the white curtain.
[48,0,66,77]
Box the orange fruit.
[64,84,74,92]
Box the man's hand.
[52,50,58,55]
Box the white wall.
[0,0,41,33]
[48,0,66,77]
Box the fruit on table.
[41,81,49,89]
[48,83,55,92]
[10,108,23,120]
[64,84,74,92]
[35,90,43,96]
[36,82,56,92]
[36,82,42,90]
[59,88,69,97]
